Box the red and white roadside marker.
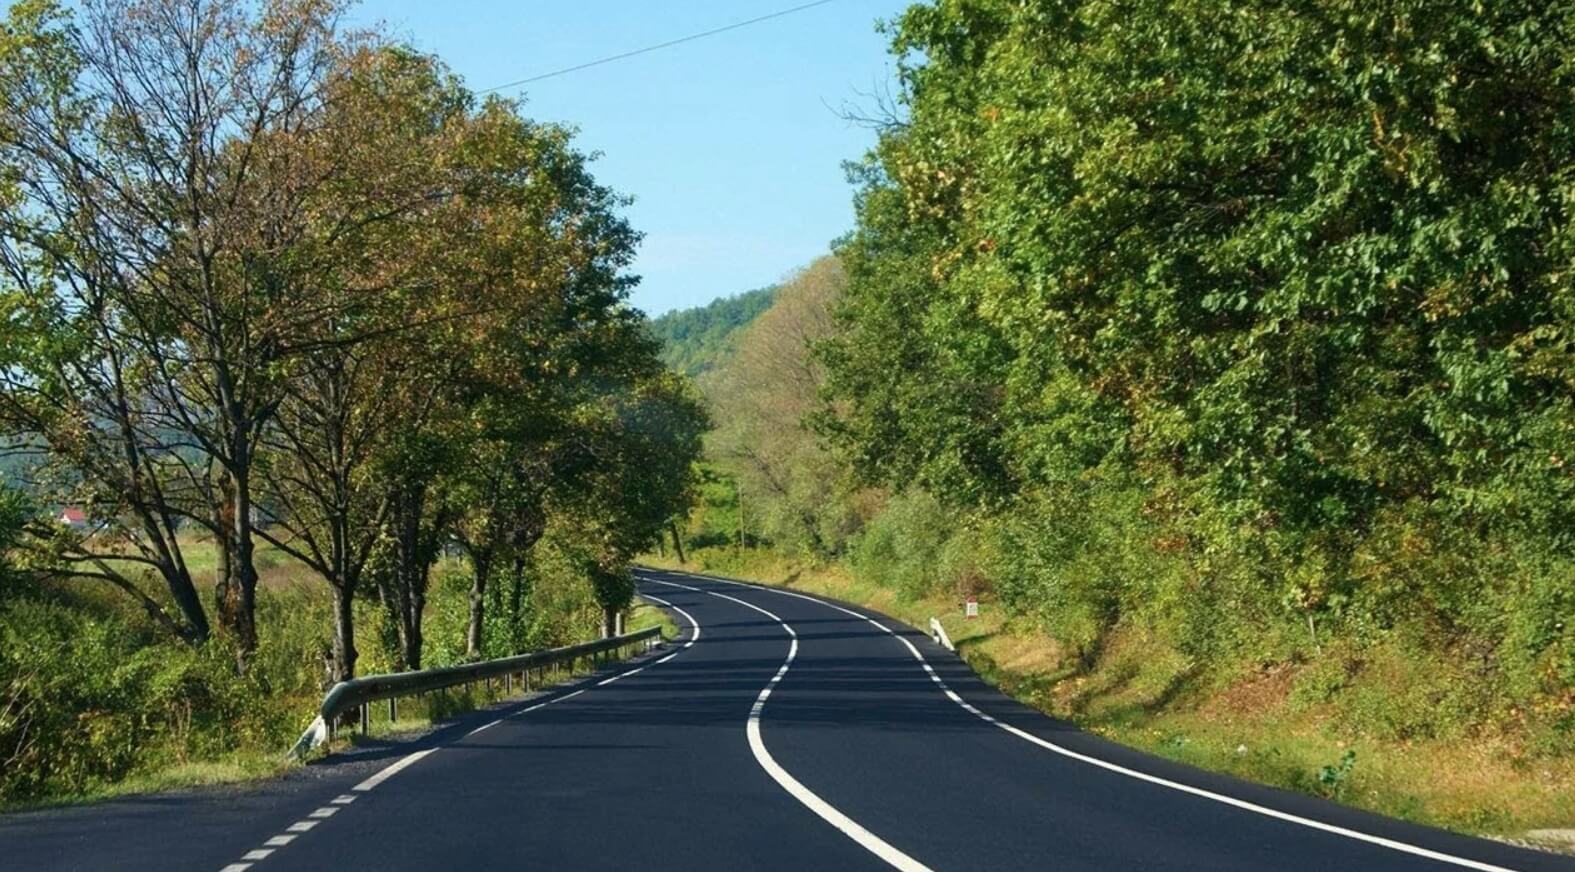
[965,596,978,619]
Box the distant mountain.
[646,286,776,379]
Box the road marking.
[354,747,436,792]
[218,865,251,872]
[465,718,504,737]
[284,821,318,833]
[263,835,296,847]
[307,806,339,819]
[241,849,273,860]
[641,593,702,665]
[665,570,1524,872]
[647,578,934,872]
[331,794,356,804]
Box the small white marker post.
[965,596,978,620]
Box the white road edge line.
[647,578,934,872]
[661,569,1521,872]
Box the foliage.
[806,0,1575,743]
[646,286,777,378]
[705,258,861,558]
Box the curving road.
[0,566,1568,871]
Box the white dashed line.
[216,609,696,872]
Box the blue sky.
[348,1,909,316]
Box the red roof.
[59,507,87,523]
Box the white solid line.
[646,578,934,872]
[241,849,273,861]
[285,821,319,833]
[353,748,435,792]
[263,835,296,847]
[466,718,504,737]
[639,593,702,652]
[687,571,1522,872]
[597,666,646,685]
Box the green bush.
[849,490,955,599]
[0,588,314,802]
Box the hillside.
[646,286,776,378]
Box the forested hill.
[646,286,776,378]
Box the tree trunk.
[330,583,357,683]
[466,548,493,659]
[506,555,527,652]
[228,449,260,660]
[213,468,236,629]
[669,521,687,565]
[390,481,431,671]
[600,605,620,639]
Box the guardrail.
[289,626,664,758]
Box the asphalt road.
[1,566,1568,871]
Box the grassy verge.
[1,563,672,813]
[642,548,1575,851]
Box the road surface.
[0,567,1567,871]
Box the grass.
[1,582,674,813]
[90,530,318,590]
[0,754,295,814]
[641,547,1575,850]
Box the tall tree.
[0,0,392,660]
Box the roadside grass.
[0,754,295,814]
[2,559,672,812]
[641,548,1575,848]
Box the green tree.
[822,0,1575,689]
[709,257,857,557]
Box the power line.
[477,0,841,93]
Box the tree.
[708,257,854,557]
[251,43,479,682]
[561,371,707,636]
[0,0,391,661]
[355,86,650,671]
[822,0,1575,682]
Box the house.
[57,506,89,529]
